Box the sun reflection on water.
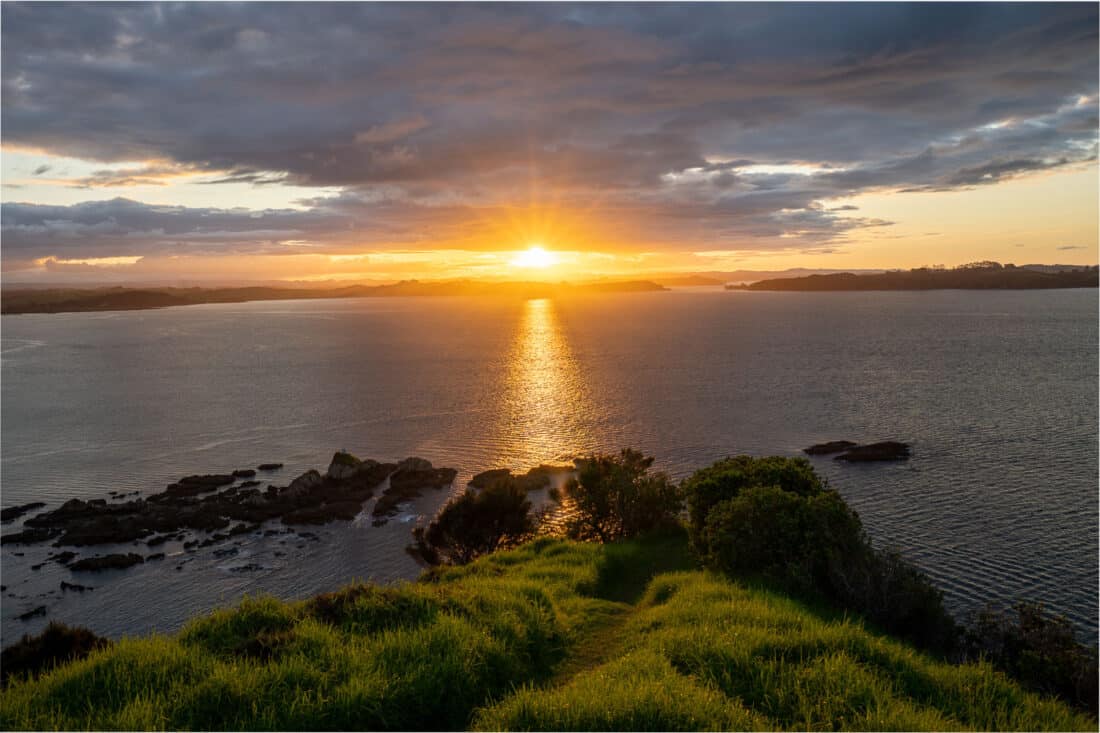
[493,298,598,470]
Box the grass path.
[546,530,697,688]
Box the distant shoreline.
[729,265,1099,292]
[0,279,668,315]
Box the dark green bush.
[0,622,111,686]
[550,449,681,542]
[412,478,535,565]
[965,601,1098,715]
[691,462,958,655]
[681,455,825,552]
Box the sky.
[1,2,1097,284]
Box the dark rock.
[282,501,363,525]
[49,551,76,565]
[212,547,238,559]
[469,468,513,489]
[3,526,63,546]
[228,563,264,573]
[30,563,44,571]
[58,517,154,546]
[183,541,198,550]
[326,451,362,480]
[257,463,284,471]
[397,456,434,472]
[165,474,235,497]
[389,465,457,493]
[13,552,24,557]
[238,480,260,489]
[232,469,257,479]
[16,606,47,621]
[804,440,859,455]
[60,582,92,592]
[228,522,260,536]
[472,464,573,492]
[835,441,911,462]
[146,553,165,562]
[198,533,229,548]
[69,553,144,572]
[373,463,457,519]
[1,622,110,683]
[285,469,324,497]
[146,534,171,546]
[263,529,281,537]
[1,502,47,522]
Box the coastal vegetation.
[1,453,1095,730]
[729,262,1099,291]
[0,279,668,316]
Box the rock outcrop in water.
[2,453,458,550]
[803,441,858,456]
[469,464,575,492]
[0,503,47,523]
[834,441,911,461]
[371,458,458,523]
[69,554,144,572]
[804,440,911,461]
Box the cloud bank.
[2,2,1096,271]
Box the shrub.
[680,455,825,552]
[694,470,958,655]
[411,478,535,565]
[965,601,1099,715]
[1,622,111,686]
[550,449,681,542]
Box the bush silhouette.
[412,478,535,565]
[550,449,681,542]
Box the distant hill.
[650,275,725,287]
[730,264,1099,292]
[0,279,668,315]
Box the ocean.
[1,288,1096,644]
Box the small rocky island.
[804,440,911,461]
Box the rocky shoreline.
[1,452,458,585]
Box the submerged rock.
[256,463,284,471]
[59,581,93,593]
[69,553,144,572]
[16,606,47,621]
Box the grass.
[2,530,1094,731]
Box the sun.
[510,245,558,269]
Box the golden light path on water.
[491,297,600,472]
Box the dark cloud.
[1,2,1096,265]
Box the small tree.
[412,479,534,565]
[550,448,681,542]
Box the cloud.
[0,2,1096,267]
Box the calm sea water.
[1,289,1096,644]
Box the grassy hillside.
[1,531,1092,731]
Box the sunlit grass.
[1,532,1092,731]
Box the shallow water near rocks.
[1,288,1096,643]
